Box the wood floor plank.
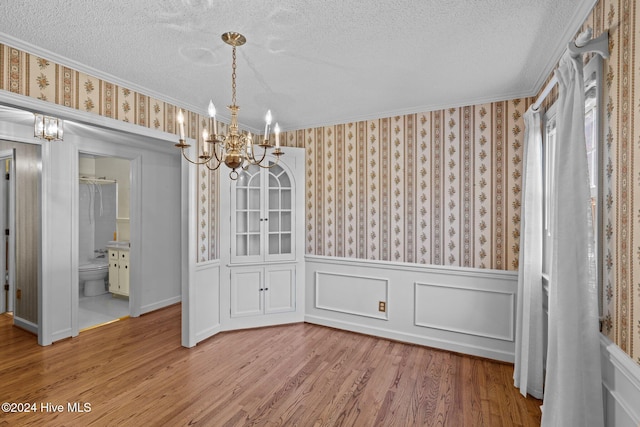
[0,306,541,426]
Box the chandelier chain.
[231,45,237,106]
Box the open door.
[181,142,221,347]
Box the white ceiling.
[0,0,596,133]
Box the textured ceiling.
[0,0,596,133]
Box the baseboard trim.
[13,316,38,335]
[305,314,514,362]
[140,295,181,315]
[195,324,222,344]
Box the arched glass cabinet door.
[230,161,294,264]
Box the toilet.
[79,259,109,296]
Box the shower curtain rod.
[79,176,117,184]
[531,31,609,112]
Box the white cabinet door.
[118,250,130,296]
[230,268,263,317]
[231,165,263,264]
[264,267,295,314]
[230,162,294,264]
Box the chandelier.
[175,31,283,180]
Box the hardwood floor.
[0,305,541,426]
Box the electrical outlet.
[16,289,21,299]
[378,301,386,312]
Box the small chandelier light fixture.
[176,31,283,180]
[34,113,63,141]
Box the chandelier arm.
[180,147,214,165]
[211,142,225,163]
[199,144,222,171]
[254,156,282,169]
[249,144,269,165]
[204,157,224,171]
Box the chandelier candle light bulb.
[208,101,217,135]
[177,109,185,140]
[264,110,272,139]
[274,123,280,148]
[202,129,209,155]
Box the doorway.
[0,151,14,315]
[78,152,131,330]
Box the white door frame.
[0,149,14,314]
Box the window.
[542,55,603,316]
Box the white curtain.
[541,48,604,426]
[513,108,544,399]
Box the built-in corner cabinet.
[220,150,305,330]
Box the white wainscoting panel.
[315,271,388,320]
[600,335,640,427]
[415,282,514,341]
[305,255,517,362]
[193,261,221,343]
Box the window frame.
[541,54,604,318]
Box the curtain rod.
[80,176,117,184]
[531,31,609,112]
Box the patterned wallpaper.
[585,0,640,363]
[0,43,220,262]
[1,0,638,363]
[282,101,529,270]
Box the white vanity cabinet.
[108,246,129,296]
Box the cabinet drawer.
[119,250,130,261]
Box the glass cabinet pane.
[236,188,247,209]
[281,190,291,209]
[248,234,260,256]
[280,233,291,254]
[269,212,279,232]
[249,189,260,209]
[236,235,247,256]
[269,234,279,254]
[269,173,278,187]
[281,212,291,232]
[249,211,261,233]
[278,172,290,188]
[236,212,247,233]
[269,189,279,209]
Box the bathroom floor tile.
[79,293,129,330]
